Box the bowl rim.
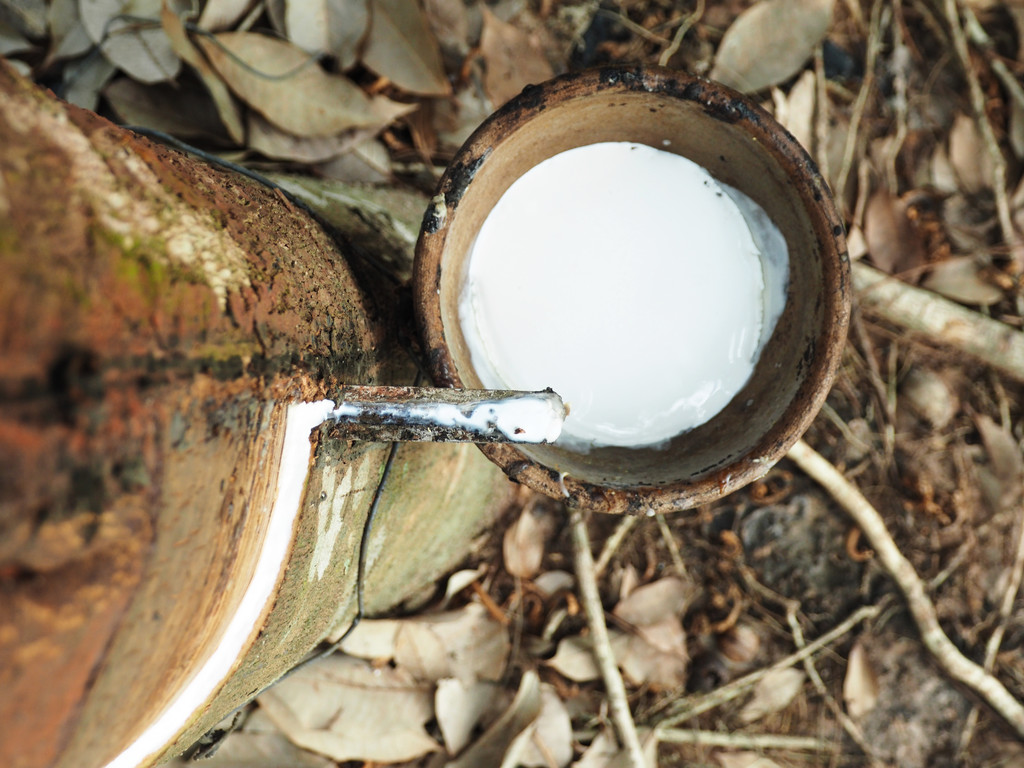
[413,65,851,514]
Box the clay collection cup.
[414,66,850,515]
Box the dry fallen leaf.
[819,113,852,198]
[247,111,376,163]
[616,563,641,603]
[560,578,699,689]
[737,667,805,724]
[258,654,439,763]
[46,0,93,63]
[975,414,1024,512]
[948,113,994,193]
[61,52,116,110]
[284,0,368,69]
[315,139,392,183]
[424,0,470,58]
[843,638,879,719]
[844,632,970,764]
[1,0,47,38]
[509,683,574,768]
[335,616,400,655]
[976,414,1024,483]
[710,0,834,93]
[899,366,958,430]
[546,630,631,683]
[263,0,285,33]
[573,728,658,768]
[1014,175,1024,234]
[846,224,868,261]
[572,728,619,768]
[613,576,694,625]
[534,569,574,597]
[342,604,510,684]
[943,192,998,252]
[503,506,553,579]
[397,604,510,684]
[443,565,488,605]
[479,7,554,108]
[446,670,542,768]
[618,617,689,689]
[922,257,1003,307]
[166,732,335,768]
[864,188,927,276]
[436,677,498,755]
[717,622,762,666]
[104,77,227,138]
[780,69,816,152]
[197,0,257,31]
[395,618,451,682]
[0,19,32,56]
[80,0,181,83]
[361,0,450,96]
[435,77,493,148]
[197,31,402,137]
[161,3,245,142]
[546,635,602,682]
[930,142,960,194]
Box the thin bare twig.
[571,510,648,767]
[653,602,883,728]
[655,514,689,580]
[813,45,831,184]
[944,0,1024,272]
[819,402,874,458]
[597,8,669,45]
[737,566,881,764]
[658,0,704,67]
[961,5,1024,114]
[989,520,1024,665]
[594,516,639,579]
[656,729,830,751]
[835,0,883,205]
[885,1,910,194]
[959,490,1024,752]
[991,372,1013,432]
[784,606,882,766]
[853,262,1024,383]
[787,439,1024,739]
[850,307,896,462]
[852,151,873,232]
[840,0,866,30]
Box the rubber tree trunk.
[0,62,514,768]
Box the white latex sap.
[330,393,565,443]
[459,142,789,449]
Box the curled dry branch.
[571,510,649,768]
[787,439,1024,740]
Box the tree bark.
[0,62,514,768]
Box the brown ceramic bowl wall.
[414,66,850,515]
